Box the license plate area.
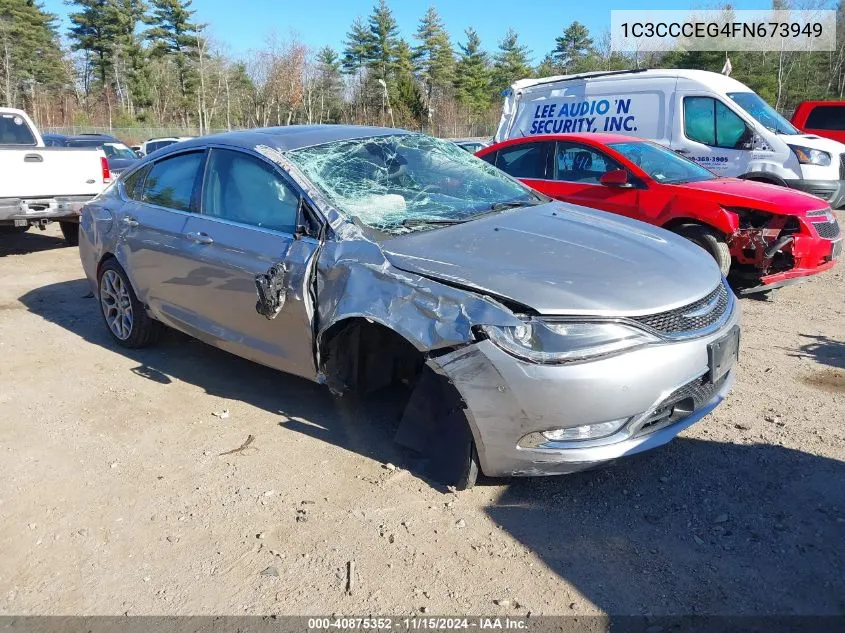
[707,325,740,383]
[13,219,27,227]
[832,239,842,261]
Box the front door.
[673,94,754,178]
[541,141,642,219]
[176,147,321,379]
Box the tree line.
[2,0,845,137]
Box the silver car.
[78,126,740,489]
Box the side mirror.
[599,169,630,187]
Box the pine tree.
[394,38,426,127]
[491,28,532,97]
[453,28,491,114]
[68,0,122,87]
[366,0,399,83]
[341,17,371,75]
[0,0,66,108]
[412,6,454,103]
[315,46,344,122]
[552,21,594,74]
[146,0,201,123]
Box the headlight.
[480,320,658,364]
[788,145,831,166]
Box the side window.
[554,143,621,183]
[806,105,845,131]
[479,151,497,166]
[141,152,204,211]
[122,165,150,201]
[495,142,549,179]
[684,96,750,149]
[202,149,300,234]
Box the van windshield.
[728,92,799,135]
[609,141,716,184]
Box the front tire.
[97,259,161,348]
[59,221,79,246]
[674,224,732,276]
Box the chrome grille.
[629,282,730,336]
[840,154,845,180]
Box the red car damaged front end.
[722,205,841,291]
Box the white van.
[495,69,845,207]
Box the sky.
[40,0,770,64]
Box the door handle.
[122,216,139,228]
[674,149,691,155]
[186,231,213,245]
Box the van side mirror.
[599,169,631,187]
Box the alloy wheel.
[99,269,134,340]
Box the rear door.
[116,150,206,326]
[177,146,321,379]
[489,141,554,193]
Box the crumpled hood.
[678,178,829,214]
[382,202,722,316]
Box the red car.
[476,133,841,294]
[791,101,845,144]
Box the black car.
[42,133,140,177]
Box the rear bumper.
[0,196,95,223]
[785,178,845,209]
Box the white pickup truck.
[0,108,110,245]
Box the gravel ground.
[0,223,843,617]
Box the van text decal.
[528,98,637,135]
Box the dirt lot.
[0,223,843,617]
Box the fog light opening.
[541,417,630,442]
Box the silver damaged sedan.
[79,126,741,489]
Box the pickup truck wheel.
[97,260,161,348]
[674,224,732,276]
[59,221,79,246]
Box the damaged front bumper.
[428,305,740,478]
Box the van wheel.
[97,259,162,348]
[59,221,79,246]
[674,224,732,275]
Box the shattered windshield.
[286,133,540,234]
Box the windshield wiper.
[400,218,467,228]
[489,199,542,211]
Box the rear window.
[805,105,845,131]
[146,140,176,153]
[0,113,37,145]
[141,152,204,211]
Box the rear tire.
[97,259,162,348]
[674,224,732,276]
[59,221,79,246]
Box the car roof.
[485,133,643,150]
[167,125,410,154]
[509,68,754,95]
